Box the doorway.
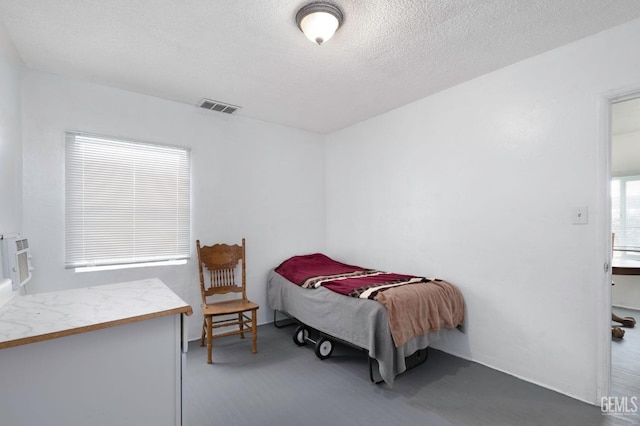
[609,95,640,399]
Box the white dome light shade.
[296,3,344,45]
[299,11,339,45]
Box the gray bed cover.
[267,269,446,385]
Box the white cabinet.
[0,279,192,426]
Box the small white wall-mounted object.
[572,206,589,225]
[1,235,33,290]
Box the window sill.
[75,259,187,273]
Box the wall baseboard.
[612,304,640,311]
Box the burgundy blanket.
[274,253,421,297]
[274,253,370,285]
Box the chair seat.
[202,299,259,316]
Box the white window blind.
[611,175,640,252]
[65,131,191,269]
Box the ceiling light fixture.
[296,2,343,45]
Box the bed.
[267,253,465,385]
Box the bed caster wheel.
[293,325,310,346]
[416,348,428,361]
[315,337,333,360]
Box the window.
[65,131,191,269]
[611,175,640,253]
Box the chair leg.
[239,313,245,339]
[206,316,213,364]
[251,309,257,354]
[200,318,206,347]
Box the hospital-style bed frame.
[273,310,428,384]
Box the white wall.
[326,19,640,404]
[20,71,326,340]
[0,19,23,266]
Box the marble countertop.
[0,278,192,349]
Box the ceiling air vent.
[198,98,240,114]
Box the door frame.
[596,88,640,401]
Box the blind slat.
[65,131,191,268]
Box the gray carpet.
[184,320,637,426]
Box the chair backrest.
[196,238,247,304]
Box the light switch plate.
[573,206,588,225]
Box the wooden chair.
[196,238,259,363]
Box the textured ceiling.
[2,0,640,134]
